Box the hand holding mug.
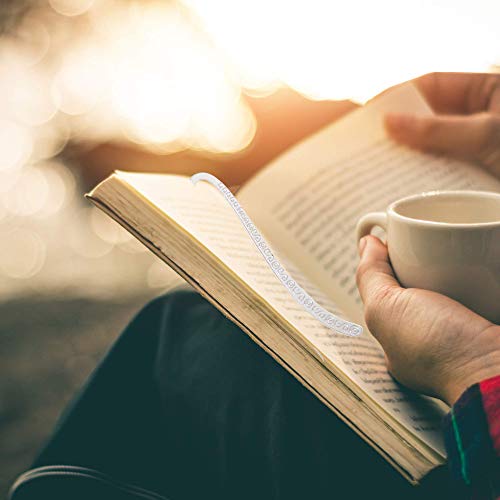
[356,235,500,406]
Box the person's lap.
[11,285,449,500]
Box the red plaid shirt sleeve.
[443,374,500,499]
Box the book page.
[235,83,500,454]
[238,83,500,321]
[118,169,450,456]
[116,172,349,349]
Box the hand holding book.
[385,72,500,179]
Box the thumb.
[385,112,500,174]
[356,236,401,340]
[356,235,400,304]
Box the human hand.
[384,72,500,180]
[356,235,500,406]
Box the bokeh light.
[49,0,96,17]
[0,229,46,279]
[68,207,114,259]
[4,166,50,217]
[90,207,132,244]
[0,120,33,172]
[0,0,499,298]
[37,160,76,217]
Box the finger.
[356,236,400,307]
[415,72,500,114]
[384,112,500,175]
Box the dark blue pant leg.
[10,286,448,500]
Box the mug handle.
[356,212,387,242]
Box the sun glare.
[0,0,499,292]
[184,0,500,102]
[1,0,497,163]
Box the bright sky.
[2,0,500,163]
[184,0,500,102]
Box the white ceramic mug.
[356,190,500,323]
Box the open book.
[87,83,500,485]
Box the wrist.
[441,325,500,406]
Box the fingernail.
[385,113,413,133]
[358,236,368,256]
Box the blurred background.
[1,0,500,496]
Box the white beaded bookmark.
[191,172,363,337]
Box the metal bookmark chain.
[191,172,362,337]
